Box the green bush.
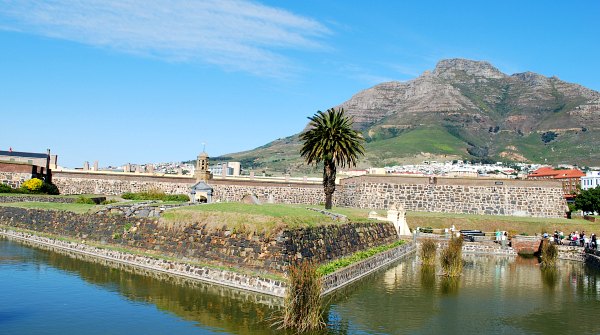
[0,183,14,193]
[40,182,60,195]
[75,196,96,204]
[101,199,118,205]
[121,191,189,202]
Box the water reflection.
[4,237,600,335]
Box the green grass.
[365,125,466,158]
[406,211,595,236]
[316,240,405,276]
[0,202,96,214]
[160,203,377,236]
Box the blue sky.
[1,0,599,168]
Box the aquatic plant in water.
[278,261,325,332]
[420,238,437,266]
[441,236,463,277]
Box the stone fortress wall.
[14,170,569,218]
[0,206,397,274]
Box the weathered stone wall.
[339,176,567,217]
[52,171,194,195]
[281,222,398,265]
[0,161,46,188]
[1,229,287,297]
[210,180,325,205]
[511,236,543,254]
[0,207,397,274]
[0,195,76,204]
[3,171,568,218]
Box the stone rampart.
[2,171,568,218]
[339,175,567,217]
[0,207,397,274]
[0,229,287,297]
[52,171,194,195]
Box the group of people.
[543,230,597,249]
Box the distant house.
[0,149,56,187]
[0,150,57,170]
[527,166,585,198]
[581,171,600,190]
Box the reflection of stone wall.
[1,229,287,297]
[0,207,397,274]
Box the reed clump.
[540,239,558,268]
[441,236,463,277]
[420,238,437,266]
[280,261,325,332]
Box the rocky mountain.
[216,59,600,174]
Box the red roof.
[553,169,585,179]
[528,167,584,179]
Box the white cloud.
[0,0,330,76]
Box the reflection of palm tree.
[300,108,364,209]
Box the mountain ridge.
[215,58,600,174]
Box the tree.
[574,186,600,214]
[300,108,365,209]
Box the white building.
[581,171,600,190]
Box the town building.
[527,166,585,199]
[581,171,600,190]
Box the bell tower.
[195,152,212,182]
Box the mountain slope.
[216,59,600,174]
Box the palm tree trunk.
[323,160,336,209]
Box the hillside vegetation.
[214,59,600,175]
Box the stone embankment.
[0,195,76,203]
[0,229,286,297]
[322,242,416,295]
[0,207,397,274]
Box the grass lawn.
[0,202,96,214]
[406,211,597,236]
[159,203,375,235]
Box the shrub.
[75,196,96,204]
[101,199,118,205]
[164,194,190,202]
[0,183,14,193]
[441,236,463,277]
[420,238,437,266]
[40,182,60,195]
[21,178,44,192]
[121,191,189,202]
[279,261,325,332]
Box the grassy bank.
[160,203,371,234]
[406,211,595,236]
[0,202,96,214]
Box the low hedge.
[121,191,189,202]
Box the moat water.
[2,236,600,335]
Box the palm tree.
[300,108,365,209]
